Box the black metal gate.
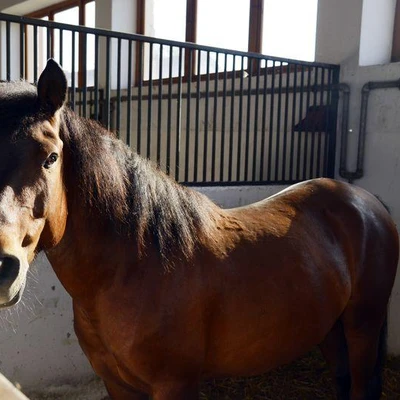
[0,12,340,186]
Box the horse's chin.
[0,282,25,309]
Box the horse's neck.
[45,211,137,306]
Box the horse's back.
[201,179,398,376]
[224,178,398,291]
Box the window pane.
[197,0,250,51]
[144,0,186,79]
[85,1,96,28]
[262,0,318,61]
[197,0,250,74]
[54,6,79,25]
[145,0,186,41]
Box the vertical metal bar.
[274,62,283,181]
[59,29,63,66]
[166,45,173,175]
[116,38,122,137]
[105,36,111,130]
[252,59,261,181]
[211,53,219,182]
[236,56,245,181]
[6,21,10,80]
[175,47,183,181]
[260,59,268,181]
[202,50,211,182]
[327,67,340,178]
[267,61,276,181]
[244,58,253,181]
[289,64,298,180]
[127,40,133,146]
[71,31,76,111]
[137,41,143,154]
[323,68,332,176]
[147,42,153,159]
[184,48,193,182]
[157,44,163,166]
[220,53,228,182]
[47,26,51,60]
[302,67,312,180]
[282,63,291,181]
[228,55,236,182]
[316,68,326,176]
[33,25,38,82]
[309,67,319,178]
[296,65,305,181]
[194,50,201,182]
[94,34,99,121]
[82,33,87,118]
[19,23,25,79]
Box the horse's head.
[0,60,68,307]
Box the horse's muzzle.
[0,254,24,307]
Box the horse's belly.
[203,316,329,377]
[203,263,350,377]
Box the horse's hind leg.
[152,381,199,400]
[103,379,149,400]
[319,320,351,400]
[342,306,387,400]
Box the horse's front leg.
[152,381,199,400]
[103,379,149,400]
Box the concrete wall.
[316,0,400,353]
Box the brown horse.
[0,59,398,400]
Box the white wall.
[316,0,400,353]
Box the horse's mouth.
[0,287,23,309]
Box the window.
[141,0,318,81]
[144,0,187,79]
[262,0,318,61]
[197,0,250,52]
[26,0,95,86]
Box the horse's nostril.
[0,256,20,283]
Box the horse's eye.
[43,153,59,169]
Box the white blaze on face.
[0,187,29,306]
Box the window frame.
[137,0,265,82]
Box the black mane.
[60,108,217,267]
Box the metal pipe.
[339,79,400,183]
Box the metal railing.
[0,13,340,186]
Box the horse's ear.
[37,59,67,114]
